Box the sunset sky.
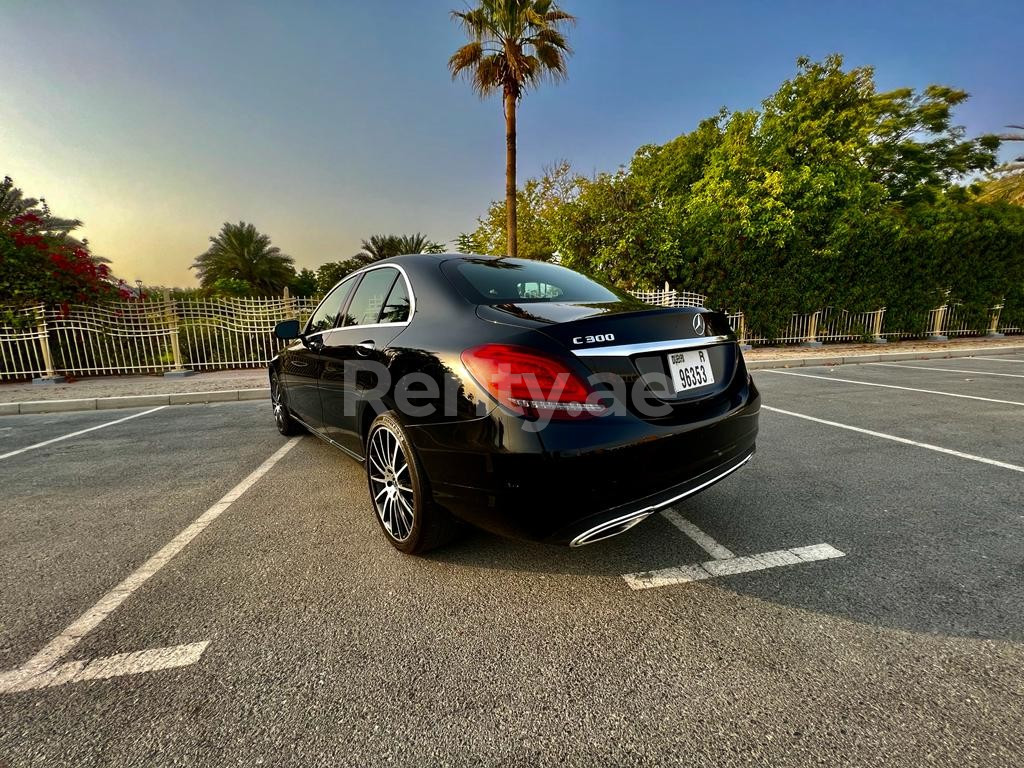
[3,0,1022,287]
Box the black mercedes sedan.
[270,254,759,554]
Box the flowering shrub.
[0,211,131,308]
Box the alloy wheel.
[368,426,416,541]
[271,374,286,430]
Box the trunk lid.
[476,301,743,419]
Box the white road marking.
[763,369,1024,407]
[970,356,1024,364]
[0,437,301,694]
[763,405,1024,473]
[660,508,735,559]
[0,406,168,461]
[0,642,209,693]
[868,362,1024,378]
[624,543,845,590]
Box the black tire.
[365,411,459,554]
[270,370,303,436]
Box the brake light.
[461,343,604,420]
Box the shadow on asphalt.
[426,494,1023,646]
[305,426,1022,646]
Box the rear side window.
[306,277,354,334]
[442,258,623,304]
[342,268,399,327]
[379,276,411,323]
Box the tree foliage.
[0,176,129,307]
[314,233,447,294]
[289,268,319,297]
[191,221,295,295]
[469,55,1022,337]
[460,160,576,259]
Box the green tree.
[289,267,318,296]
[555,169,677,288]
[0,176,127,306]
[315,256,372,293]
[454,230,491,254]
[529,55,1013,337]
[449,0,575,258]
[191,221,295,295]
[465,160,578,259]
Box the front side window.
[306,277,354,335]
[342,268,399,327]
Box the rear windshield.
[442,258,625,304]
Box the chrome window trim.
[303,275,359,337]
[571,334,731,357]
[303,263,417,337]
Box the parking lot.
[1,355,1022,766]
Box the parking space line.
[661,508,735,559]
[971,356,1024,364]
[869,362,1024,378]
[763,405,1024,473]
[0,406,168,461]
[0,437,301,694]
[763,370,1024,407]
[624,544,845,590]
[0,642,209,693]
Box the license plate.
[667,349,715,393]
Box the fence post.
[987,303,1005,338]
[928,301,949,342]
[32,304,66,385]
[737,312,751,351]
[801,310,823,347]
[871,307,888,344]
[283,286,296,319]
[162,289,194,378]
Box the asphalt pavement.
[0,356,1022,767]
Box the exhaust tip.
[569,511,653,547]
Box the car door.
[282,276,356,429]
[318,266,413,455]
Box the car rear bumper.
[554,447,754,546]
[408,378,760,545]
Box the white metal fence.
[0,294,318,381]
[0,289,1018,381]
[629,288,1015,347]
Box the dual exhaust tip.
[569,511,655,548]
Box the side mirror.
[274,319,301,340]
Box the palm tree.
[359,233,447,260]
[395,233,447,255]
[978,124,1024,205]
[192,221,295,294]
[449,0,575,258]
[0,175,83,239]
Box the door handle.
[356,340,375,356]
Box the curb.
[744,344,1024,371]
[1,388,270,416]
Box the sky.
[2,0,1022,287]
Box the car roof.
[380,252,500,264]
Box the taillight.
[461,343,604,420]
